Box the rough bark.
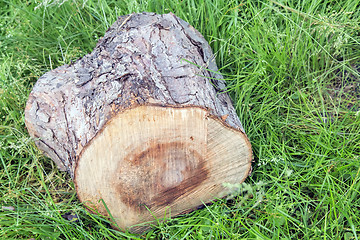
[25,12,252,232]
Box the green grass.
[1,0,359,239]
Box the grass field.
[1,0,359,239]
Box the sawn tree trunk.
[25,12,253,233]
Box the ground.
[0,0,359,239]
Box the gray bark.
[25,12,246,178]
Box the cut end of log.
[74,105,252,232]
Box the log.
[24,12,252,232]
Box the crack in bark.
[38,139,66,171]
[61,93,75,171]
